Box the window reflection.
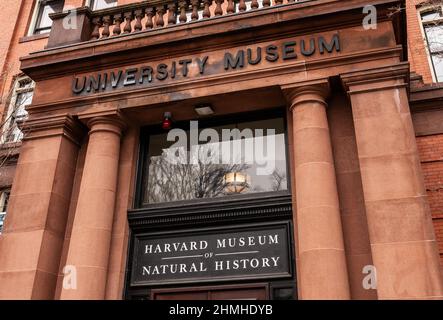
[141,117,288,205]
[421,8,443,82]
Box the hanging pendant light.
[224,172,250,194]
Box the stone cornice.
[20,0,405,80]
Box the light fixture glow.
[224,172,250,194]
[194,105,215,116]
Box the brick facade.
[0,0,442,299]
[417,135,443,267]
[406,0,436,83]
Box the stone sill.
[18,33,49,44]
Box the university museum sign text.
[72,34,340,95]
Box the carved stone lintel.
[129,193,293,230]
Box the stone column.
[282,81,350,300]
[342,64,443,299]
[60,115,125,300]
[0,115,84,299]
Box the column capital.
[20,114,87,145]
[340,62,409,94]
[281,79,330,112]
[79,111,127,137]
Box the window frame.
[0,189,11,234]
[1,76,34,144]
[28,0,65,36]
[134,108,291,209]
[88,0,118,11]
[419,4,443,82]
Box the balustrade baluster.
[112,13,122,35]
[214,0,223,16]
[263,0,271,7]
[203,0,212,19]
[134,9,144,31]
[239,0,247,11]
[91,17,102,40]
[123,11,133,33]
[190,0,199,20]
[251,0,259,9]
[168,3,177,25]
[146,7,155,29]
[274,0,283,5]
[227,0,235,13]
[101,15,112,38]
[179,0,188,23]
[156,5,166,27]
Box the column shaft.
[60,116,125,300]
[0,116,82,299]
[343,68,443,299]
[285,83,350,299]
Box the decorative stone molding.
[340,62,410,95]
[128,193,293,230]
[19,114,87,145]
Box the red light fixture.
[162,112,172,130]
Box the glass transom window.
[139,116,288,206]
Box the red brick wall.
[0,0,86,118]
[417,134,443,267]
[0,0,22,105]
[406,0,436,84]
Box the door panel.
[154,291,209,300]
[152,283,269,300]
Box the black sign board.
[130,222,292,286]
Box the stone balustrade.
[47,0,301,47]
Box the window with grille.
[2,77,34,143]
[30,0,65,35]
[0,189,10,234]
[421,6,443,82]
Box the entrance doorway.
[151,283,269,300]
